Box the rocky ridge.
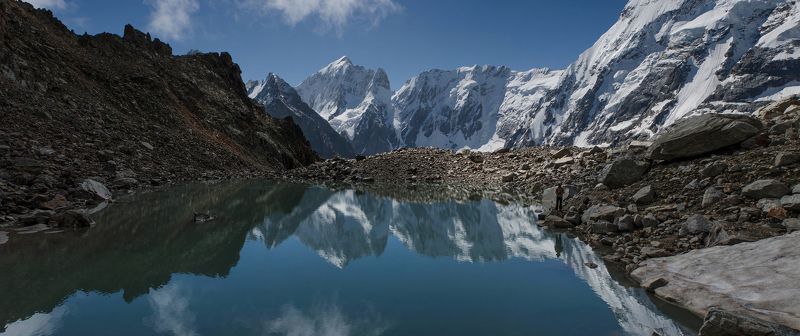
[0,1,317,232]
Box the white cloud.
[146,284,198,336]
[145,0,200,41]
[264,303,389,336]
[23,0,68,10]
[239,0,400,34]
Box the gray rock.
[642,214,659,228]
[681,214,711,235]
[598,158,650,189]
[775,152,800,167]
[647,114,762,161]
[501,172,517,183]
[698,308,800,336]
[758,198,783,212]
[140,141,154,150]
[113,177,138,189]
[542,215,574,229]
[781,194,800,211]
[582,204,625,223]
[551,147,572,159]
[706,222,756,247]
[553,156,574,166]
[468,154,484,163]
[784,218,800,232]
[80,179,112,200]
[742,180,790,199]
[616,214,636,232]
[640,247,669,258]
[769,121,794,135]
[591,220,618,234]
[793,184,800,194]
[702,187,723,208]
[700,161,729,178]
[631,185,656,205]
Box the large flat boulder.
[598,158,649,189]
[647,114,762,161]
[631,232,800,331]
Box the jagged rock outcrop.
[248,73,355,158]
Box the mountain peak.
[335,56,352,64]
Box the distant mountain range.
[249,0,800,157]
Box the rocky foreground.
[0,0,316,233]
[287,97,800,335]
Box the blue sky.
[29,0,627,87]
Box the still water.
[0,182,699,336]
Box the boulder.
[784,218,800,232]
[80,179,112,201]
[551,147,572,159]
[591,220,618,234]
[647,114,762,161]
[501,172,517,183]
[680,214,711,235]
[705,222,756,247]
[113,177,138,189]
[793,184,800,194]
[742,180,790,199]
[615,214,636,232]
[775,152,800,167]
[700,162,729,178]
[598,158,649,189]
[641,214,659,228]
[468,154,484,163]
[698,308,800,336]
[553,156,574,166]
[702,187,723,208]
[631,185,656,205]
[582,204,625,223]
[781,194,800,211]
[542,215,574,229]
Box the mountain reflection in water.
[0,182,697,336]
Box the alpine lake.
[0,181,702,336]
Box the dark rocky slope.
[0,0,317,227]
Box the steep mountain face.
[294,0,799,151]
[513,0,800,147]
[248,74,355,158]
[296,57,399,155]
[393,66,563,150]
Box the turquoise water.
[0,182,698,336]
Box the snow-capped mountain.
[247,73,355,158]
[296,57,399,155]
[281,0,799,152]
[393,66,563,150]
[513,0,800,146]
